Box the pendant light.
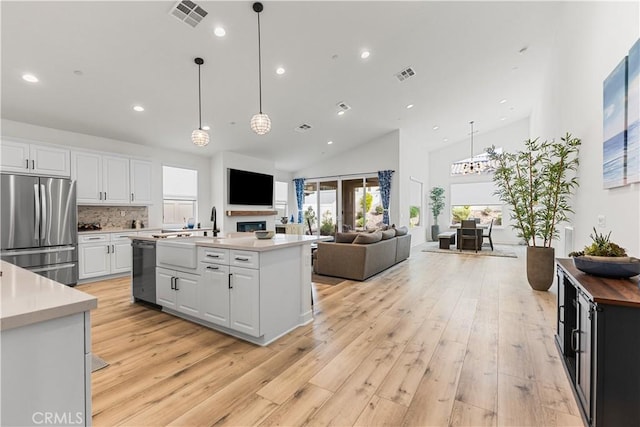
[462,120,485,174]
[250,2,271,135]
[191,57,209,147]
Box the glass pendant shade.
[250,113,271,135]
[192,128,209,146]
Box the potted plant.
[569,228,640,278]
[487,133,581,291]
[429,186,445,241]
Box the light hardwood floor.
[79,244,585,426]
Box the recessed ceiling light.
[327,140,333,145]
[432,125,439,131]
[202,125,210,130]
[133,105,145,112]
[443,138,449,142]
[406,104,414,109]
[22,73,38,83]
[500,99,507,104]
[276,67,285,75]
[500,117,507,121]
[214,27,226,37]
[337,110,345,116]
[360,50,370,59]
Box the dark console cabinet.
[556,259,640,427]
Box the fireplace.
[237,221,267,232]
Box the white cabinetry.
[72,152,151,205]
[156,267,200,317]
[72,152,129,204]
[1,312,91,426]
[78,232,136,279]
[198,248,261,337]
[1,139,70,177]
[130,159,152,204]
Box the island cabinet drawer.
[230,250,259,269]
[78,234,109,243]
[199,248,229,264]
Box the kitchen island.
[1,260,97,426]
[139,234,318,346]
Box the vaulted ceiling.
[1,1,561,171]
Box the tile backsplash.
[78,206,149,230]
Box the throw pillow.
[394,225,409,236]
[335,232,358,243]
[381,229,396,240]
[353,231,383,244]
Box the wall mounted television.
[228,168,274,206]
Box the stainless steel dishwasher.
[132,239,158,305]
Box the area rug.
[91,354,109,372]
[312,273,347,286]
[421,243,518,258]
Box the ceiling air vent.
[170,0,208,28]
[295,123,312,133]
[336,101,351,112]
[395,66,416,82]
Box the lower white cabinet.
[156,267,200,317]
[200,263,231,327]
[79,232,136,280]
[229,266,260,337]
[197,248,261,338]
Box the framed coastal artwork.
[603,56,628,188]
[627,39,640,184]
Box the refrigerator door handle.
[40,184,47,245]
[34,184,41,241]
[30,263,76,273]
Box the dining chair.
[459,219,479,252]
[483,219,494,251]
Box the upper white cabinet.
[72,151,151,205]
[130,159,152,204]
[1,140,70,177]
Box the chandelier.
[461,121,488,174]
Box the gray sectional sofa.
[314,228,411,281]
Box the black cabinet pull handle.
[170,277,175,290]
[26,159,29,169]
[570,328,579,353]
[228,273,233,289]
[174,277,179,291]
[32,159,35,169]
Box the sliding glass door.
[341,176,381,231]
[303,180,338,236]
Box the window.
[275,181,288,219]
[450,182,502,226]
[409,178,422,227]
[163,166,198,227]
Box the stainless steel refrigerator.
[1,174,78,285]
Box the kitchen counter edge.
[0,261,98,331]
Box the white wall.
[531,1,640,256]
[428,118,530,244]
[1,119,212,228]
[399,130,431,246]
[293,130,401,228]
[210,151,277,234]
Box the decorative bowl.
[254,230,275,240]
[573,256,640,278]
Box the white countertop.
[194,234,327,251]
[0,261,98,331]
[78,227,161,235]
